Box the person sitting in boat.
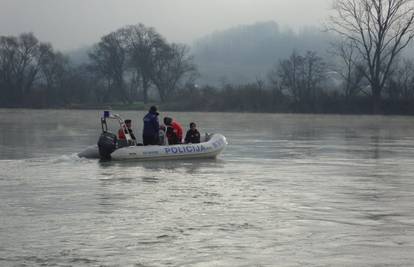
[164,117,183,145]
[118,119,136,142]
[142,106,160,146]
[185,122,201,144]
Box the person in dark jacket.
[185,122,201,144]
[142,106,160,145]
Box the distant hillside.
[191,21,335,85]
[63,21,414,87]
[64,21,337,86]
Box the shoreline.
[1,106,414,117]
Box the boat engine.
[97,132,117,160]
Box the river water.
[0,109,413,266]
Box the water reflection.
[141,176,160,183]
[98,158,225,173]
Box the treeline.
[167,50,414,114]
[168,50,414,115]
[0,24,196,108]
[1,23,414,114]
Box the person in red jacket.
[118,119,136,141]
[163,117,183,145]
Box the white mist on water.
[1,109,414,266]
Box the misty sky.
[0,0,333,51]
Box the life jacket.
[166,121,183,144]
[118,127,126,140]
[171,121,183,141]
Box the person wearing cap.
[163,117,183,145]
[118,119,136,141]
[142,106,160,145]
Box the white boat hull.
[78,134,227,161]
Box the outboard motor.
[97,132,117,160]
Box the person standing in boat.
[142,106,160,145]
[164,117,183,145]
[185,122,201,144]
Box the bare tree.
[331,40,365,99]
[267,67,286,106]
[151,43,197,102]
[38,44,70,105]
[277,51,304,104]
[89,30,128,103]
[123,24,166,103]
[277,51,326,110]
[386,57,414,99]
[0,36,18,104]
[329,0,414,112]
[0,33,48,106]
[303,51,326,101]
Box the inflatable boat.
[78,111,227,161]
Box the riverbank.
[1,99,414,116]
